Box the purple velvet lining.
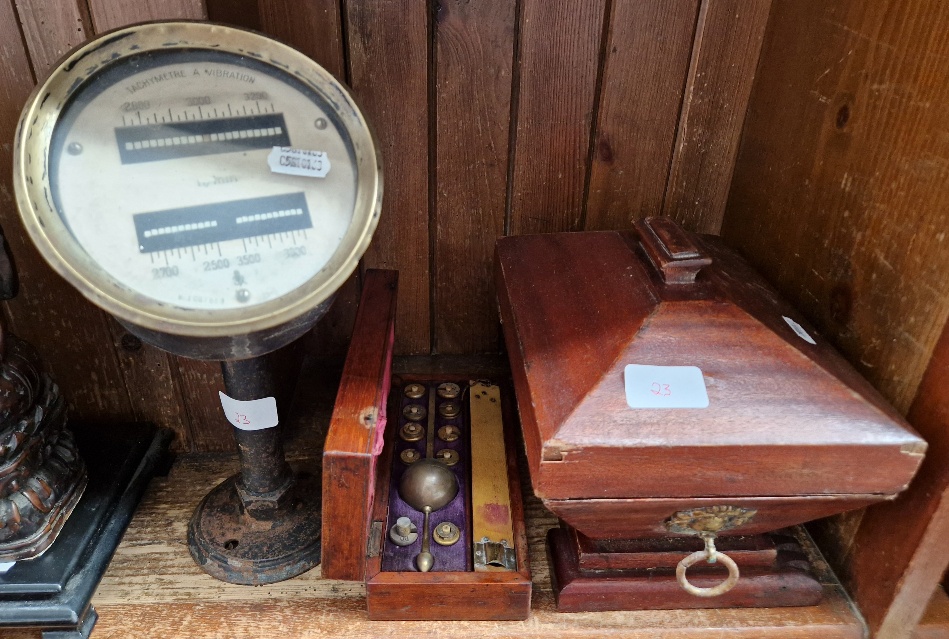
[381,383,471,572]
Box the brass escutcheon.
[665,506,756,598]
[665,505,757,536]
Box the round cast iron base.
[187,472,321,585]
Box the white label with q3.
[219,392,279,431]
[267,146,331,178]
[624,365,709,409]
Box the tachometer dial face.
[15,22,380,337]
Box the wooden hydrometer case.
[321,270,531,620]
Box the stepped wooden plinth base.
[548,525,823,612]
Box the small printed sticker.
[219,392,279,431]
[0,562,14,573]
[783,316,816,345]
[624,365,709,409]
[267,146,331,178]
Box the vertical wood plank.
[584,0,700,231]
[507,0,606,235]
[434,0,516,353]
[85,0,206,32]
[723,3,949,623]
[259,0,344,79]
[305,270,362,360]
[206,0,260,30]
[108,321,193,451]
[173,358,230,452]
[2,1,137,423]
[83,0,220,451]
[722,0,949,413]
[13,0,91,75]
[662,0,772,234]
[347,0,430,354]
[844,318,949,638]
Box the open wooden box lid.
[495,218,925,503]
[321,269,397,582]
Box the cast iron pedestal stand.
[187,355,321,585]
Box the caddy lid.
[495,218,925,501]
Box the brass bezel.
[13,21,382,339]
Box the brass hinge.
[367,520,384,558]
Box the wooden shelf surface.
[0,360,869,638]
[914,587,949,639]
[0,451,866,639]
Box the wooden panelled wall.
[725,2,949,637]
[0,0,772,452]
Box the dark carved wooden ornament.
[0,231,87,561]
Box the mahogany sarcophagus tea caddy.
[321,270,531,620]
[495,217,926,611]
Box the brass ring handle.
[675,548,740,597]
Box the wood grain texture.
[506,0,606,235]
[85,0,206,32]
[662,0,772,234]
[433,0,515,353]
[346,0,430,355]
[723,3,949,625]
[306,271,363,360]
[13,0,91,75]
[915,587,949,639]
[78,446,864,638]
[205,0,260,30]
[548,527,823,612]
[259,0,343,79]
[574,529,778,571]
[721,0,949,414]
[321,269,397,581]
[584,0,700,231]
[173,358,231,452]
[496,228,923,542]
[108,320,192,452]
[842,318,949,639]
[548,495,882,541]
[2,0,136,423]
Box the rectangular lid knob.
[636,217,712,285]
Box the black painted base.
[187,471,322,585]
[0,422,172,638]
